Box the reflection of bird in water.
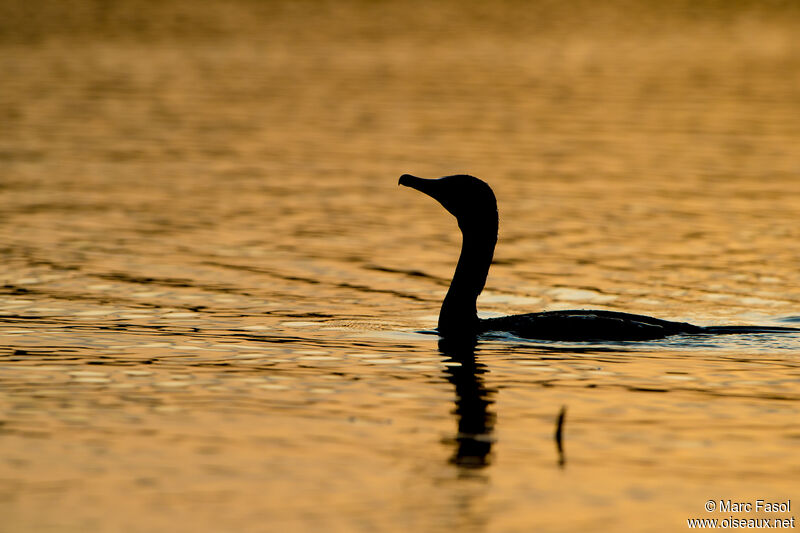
[438,337,568,469]
[438,337,495,469]
[400,174,800,341]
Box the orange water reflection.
[1,1,799,531]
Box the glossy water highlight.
[1,1,799,531]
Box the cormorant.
[399,173,798,341]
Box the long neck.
[438,220,497,335]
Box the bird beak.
[399,174,438,198]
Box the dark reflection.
[439,337,570,470]
[438,337,496,469]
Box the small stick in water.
[555,405,567,467]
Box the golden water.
[1,1,799,531]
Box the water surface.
[1,1,799,531]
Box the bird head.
[399,174,498,234]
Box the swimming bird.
[399,174,798,341]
